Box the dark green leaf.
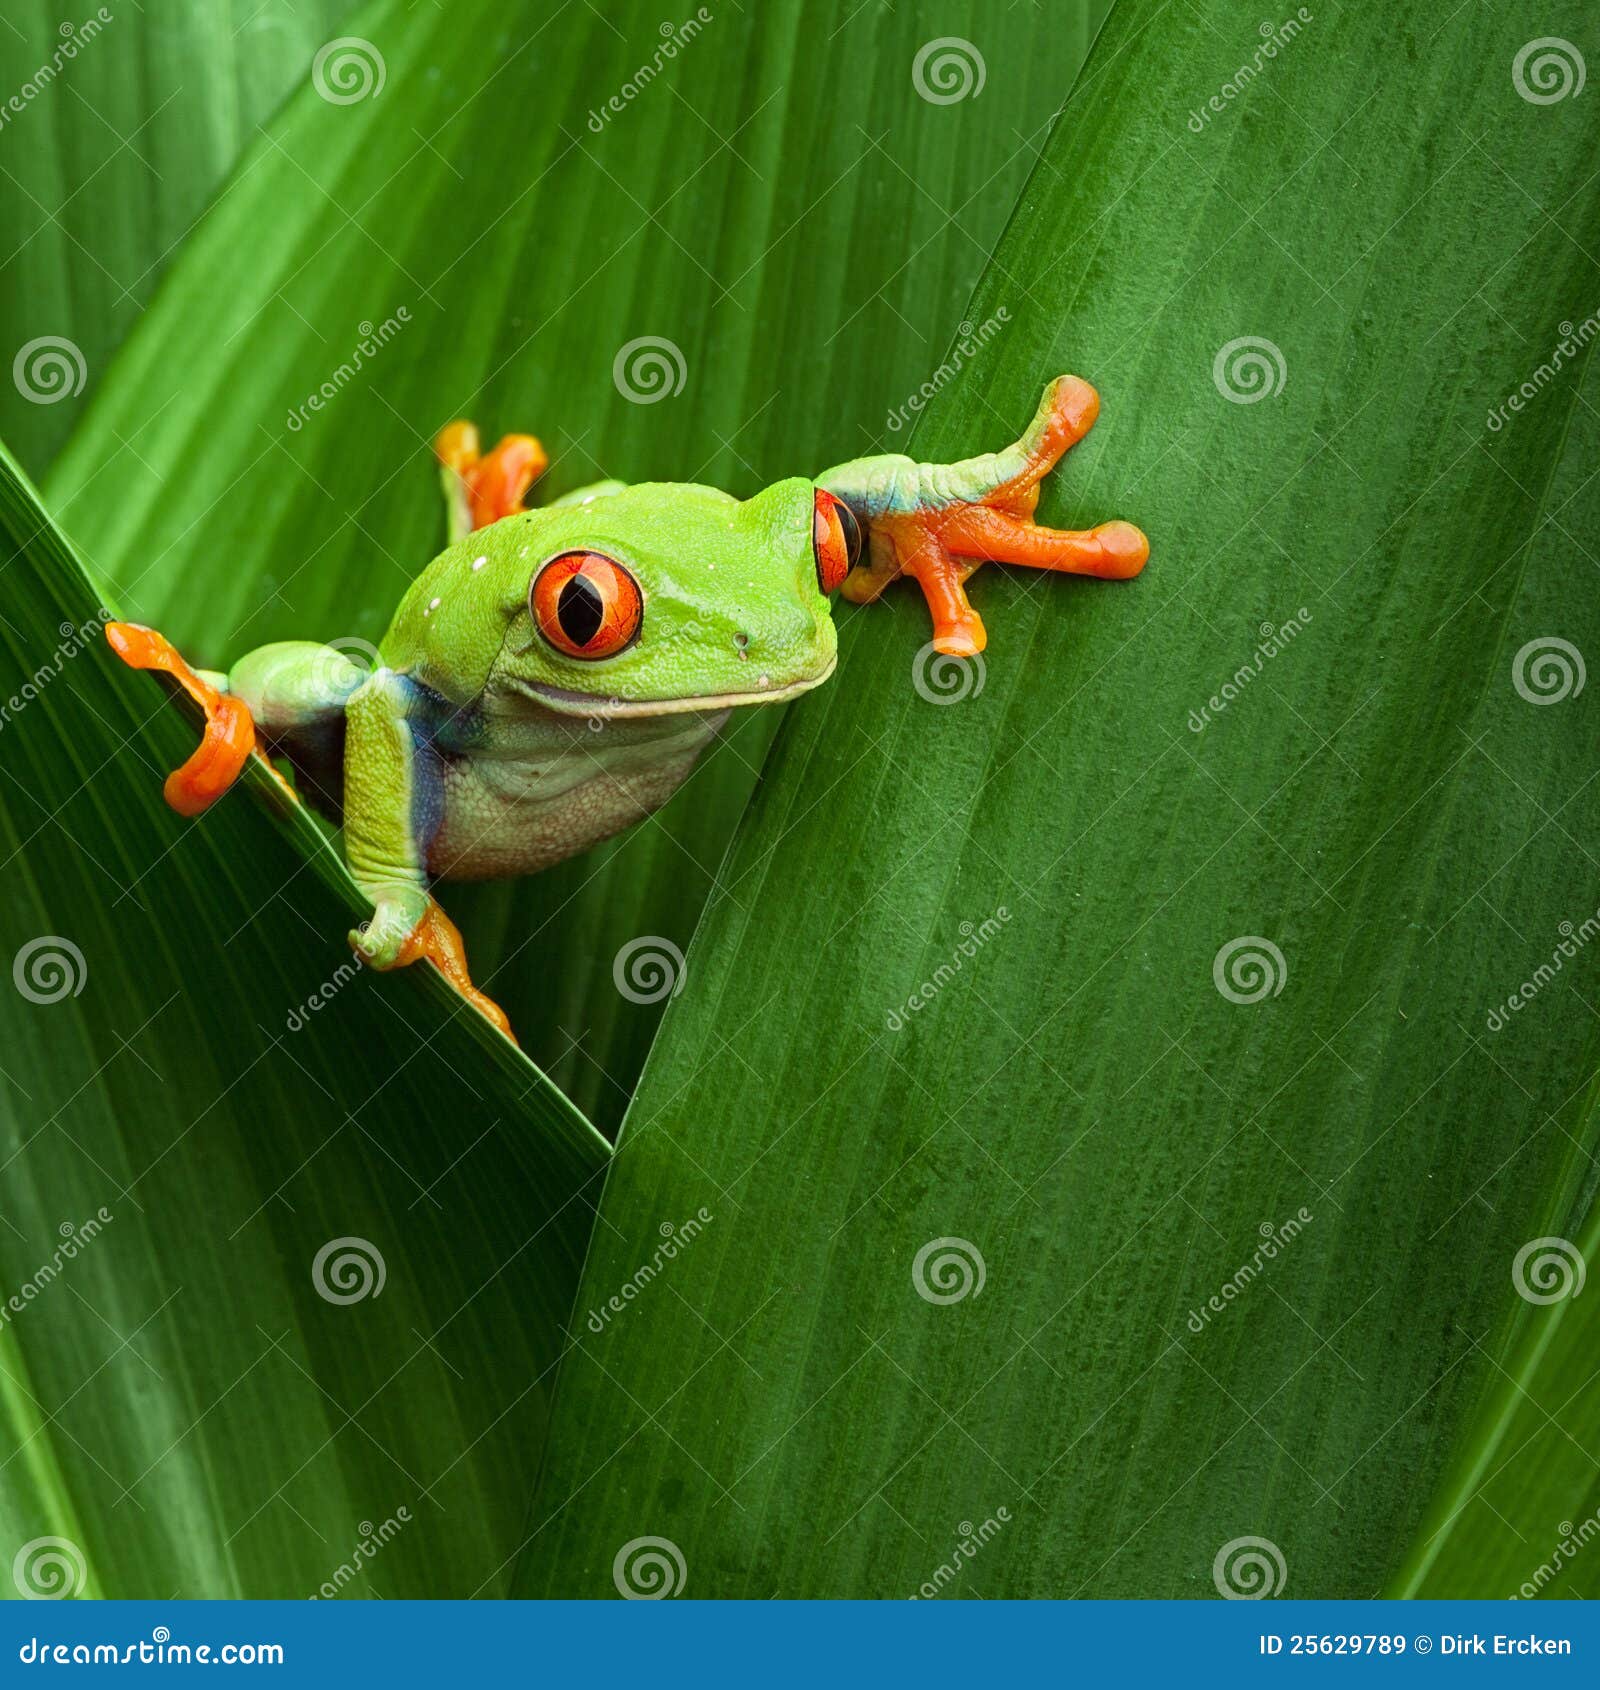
[1392,1125,1600,1596]
[0,0,363,474]
[0,439,607,1597]
[520,0,1600,1598]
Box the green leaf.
[1392,1191,1600,1599]
[0,439,607,1597]
[0,0,364,475]
[519,0,1600,1597]
[43,0,1109,1132]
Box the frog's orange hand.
[106,622,261,816]
[818,375,1149,657]
[393,900,516,1044]
[353,888,516,1041]
[435,420,549,541]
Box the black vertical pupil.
[557,573,605,647]
[836,499,862,568]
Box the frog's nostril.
[734,632,750,660]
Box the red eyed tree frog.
[107,376,1147,1040]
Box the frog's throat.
[513,655,836,719]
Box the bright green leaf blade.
[1391,1182,1600,1599]
[0,441,607,1598]
[42,0,1108,1132]
[0,0,363,475]
[519,0,1600,1598]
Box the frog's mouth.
[512,655,836,719]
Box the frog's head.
[475,477,854,718]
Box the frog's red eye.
[813,489,860,596]
[530,551,642,659]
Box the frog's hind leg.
[941,508,1149,580]
[224,642,368,819]
[935,378,1147,576]
[435,420,549,540]
[819,375,1149,657]
[923,374,1105,515]
[884,526,991,659]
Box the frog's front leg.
[817,375,1148,655]
[106,623,258,814]
[103,624,351,814]
[342,670,514,1041]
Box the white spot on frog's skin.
[759,673,771,688]
[424,595,442,617]
[473,555,487,571]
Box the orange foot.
[106,622,262,816]
[395,899,516,1043]
[830,375,1149,656]
[435,420,548,536]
